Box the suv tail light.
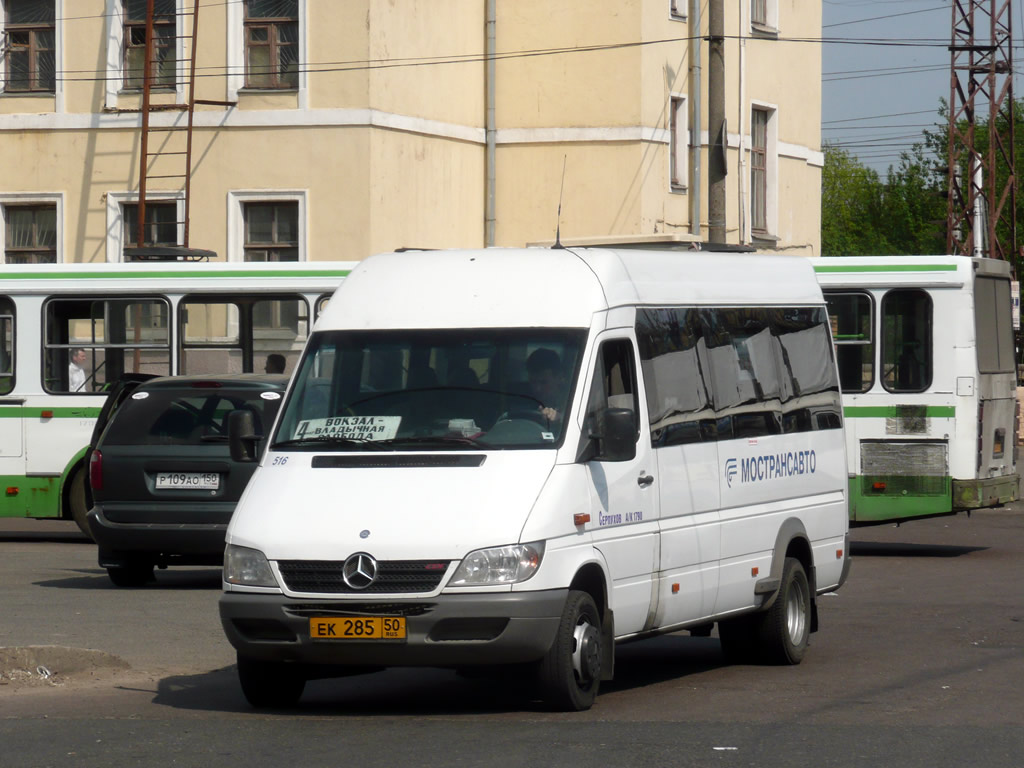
[89,449,103,492]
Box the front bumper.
[219,588,568,668]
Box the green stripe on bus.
[844,405,956,418]
[0,407,103,418]
[813,264,958,273]
[0,269,350,280]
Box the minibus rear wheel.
[757,557,811,664]
[538,590,602,711]
[236,654,306,708]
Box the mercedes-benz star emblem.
[342,552,378,590]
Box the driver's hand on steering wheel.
[539,406,558,422]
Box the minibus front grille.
[278,560,450,594]
[285,603,434,618]
[311,455,486,468]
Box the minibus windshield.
[274,328,587,450]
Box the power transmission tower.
[946,0,1016,269]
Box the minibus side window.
[824,292,873,393]
[636,308,716,446]
[584,339,640,445]
[770,307,843,432]
[701,308,783,440]
[882,289,932,393]
[0,297,13,395]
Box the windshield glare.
[274,329,587,450]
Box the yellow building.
[0,0,822,264]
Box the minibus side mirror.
[228,409,260,463]
[577,407,638,463]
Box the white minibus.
[219,247,851,711]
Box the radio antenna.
[553,155,567,249]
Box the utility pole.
[947,0,1016,269]
[707,0,726,244]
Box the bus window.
[315,294,331,317]
[0,297,13,395]
[974,277,1015,374]
[180,295,309,375]
[44,297,171,393]
[825,292,873,393]
[882,289,932,393]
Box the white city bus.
[814,255,1018,525]
[0,260,354,534]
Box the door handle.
[637,472,654,488]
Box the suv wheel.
[106,563,154,587]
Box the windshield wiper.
[272,436,387,450]
[374,435,487,449]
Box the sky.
[821,0,1023,177]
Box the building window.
[4,204,56,263]
[3,0,55,92]
[669,0,685,20]
[751,107,768,234]
[752,0,767,26]
[670,95,688,190]
[244,0,298,90]
[122,201,178,254]
[243,201,298,261]
[122,0,176,89]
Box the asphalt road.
[1,508,1022,768]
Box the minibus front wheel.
[538,590,602,711]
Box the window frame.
[121,0,178,91]
[242,0,299,90]
[881,288,933,394]
[228,191,307,263]
[105,191,184,262]
[669,0,686,21]
[669,93,688,192]
[0,194,63,264]
[227,0,306,105]
[751,0,778,35]
[825,290,875,394]
[2,0,56,93]
[242,200,299,262]
[0,296,14,395]
[749,103,778,240]
[43,294,173,394]
[104,0,184,108]
[2,201,57,264]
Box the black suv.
[86,374,287,586]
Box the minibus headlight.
[224,544,278,587]
[449,542,545,586]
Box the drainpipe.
[708,0,726,243]
[690,0,702,238]
[485,0,497,246]
[737,0,747,245]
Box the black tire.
[538,590,602,711]
[718,614,759,664]
[67,467,93,541]
[237,654,306,709]
[756,557,811,665]
[106,562,154,587]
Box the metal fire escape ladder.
[135,0,233,257]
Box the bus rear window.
[974,277,1015,374]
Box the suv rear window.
[101,388,280,446]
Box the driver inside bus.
[527,348,568,423]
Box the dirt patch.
[0,646,132,691]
